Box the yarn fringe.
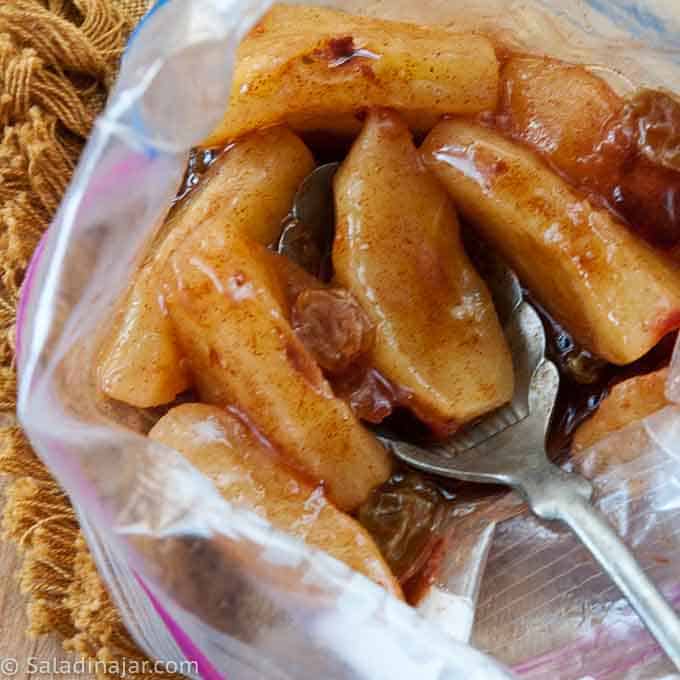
[0,1,162,677]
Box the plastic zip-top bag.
[16,1,680,678]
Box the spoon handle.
[523,466,680,670]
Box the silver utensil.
[382,252,680,668]
[277,163,339,277]
[290,163,680,665]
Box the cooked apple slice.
[149,403,402,598]
[572,368,669,455]
[421,120,680,365]
[333,110,514,433]
[162,223,392,511]
[98,127,314,408]
[501,62,680,251]
[500,56,628,190]
[569,368,670,490]
[98,271,191,409]
[203,4,499,145]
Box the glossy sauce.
[542,309,675,459]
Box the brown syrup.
[533,296,675,460]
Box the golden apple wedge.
[203,4,499,145]
[333,110,514,433]
[162,224,392,512]
[421,120,680,365]
[149,403,403,598]
[500,56,627,190]
[98,127,314,407]
[572,369,669,455]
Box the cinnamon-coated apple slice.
[204,4,500,145]
[98,127,314,408]
[162,221,392,512]
[333,110,514,434]
[500,56,628,190]
[421,120,680,365]
[150,403,403,598]
[572,368,669,455]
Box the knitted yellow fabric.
[0,1,183,677]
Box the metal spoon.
[289,163,680,666]
[277,163,339,279]
[383,253,680,669]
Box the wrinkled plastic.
[15,1,680,679]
